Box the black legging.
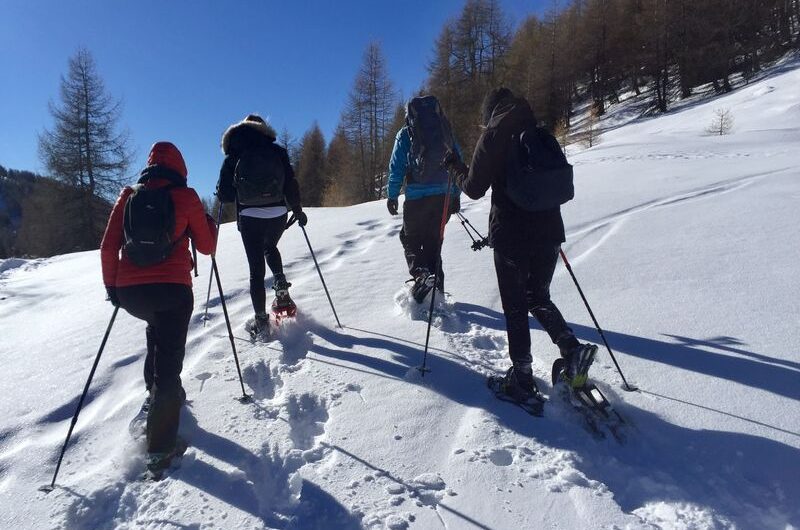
[494,243,578,366]
[117,283,193,453]
[399,194,449,280]
[239,213,288,314]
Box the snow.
[2,60,800,530]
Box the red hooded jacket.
[101,142,217,288]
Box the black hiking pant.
[494,244,579,367]
[240,213,288,315]
[400,194,450,284]
[117,283,193,453]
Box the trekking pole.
[202,202,224,327]
[455,212,489,251]
[40,306,119,493]
[559,249,637,392]
[419,179,455,377]
[191,240,199,277]
[210,255,250,402]
[290,216,342,328]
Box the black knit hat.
[481,87,514,125]
[244,114,266,124]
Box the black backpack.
[506,127,574,212]
[123,184,178,267]
[234,149,286,206]
[406,96,455,185]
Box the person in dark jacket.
[101,141,217,471]
[216,114,306,335]
[386,96,462,302]
[445,88,595,402]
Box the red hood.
[146,141,187,179]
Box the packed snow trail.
[2,59,800,529]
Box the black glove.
[293,209,308,227]
[105,286,120,307]
[442,150,468,176]
[442,149,458,168]
[387,198,398,216]
[449,194,461,215]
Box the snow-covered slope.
[2,61,799,530]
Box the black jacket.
[216,120,302,213]
[455,96,565,252]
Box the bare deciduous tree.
[428,0,511,150]
[342,42,398,202]
[324,125,359,206]
[296,123,327,206]
[38,48,132,248]
[583,106,601,147]
[39,48,132,199]
[707,108,734,135]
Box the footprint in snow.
[242,360,282,401]
[285,393,329,450]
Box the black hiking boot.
[146,437,189,480]
[272,274,297,319]
[245,312,270,337]
[488,365,546,416]
[560,343,598,389]
[500,365,543,402]
[410,268,435,303]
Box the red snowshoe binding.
[271,276,297,322]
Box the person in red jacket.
[100,141,217,472]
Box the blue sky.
[0,0,547,199]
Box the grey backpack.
[234,148,286,206]
[406,96,455,185]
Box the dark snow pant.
[400,194,449,284]
[117,283,193,453]
[493,244,579,367]
[239,213,288,315]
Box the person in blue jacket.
[386,95,461,302]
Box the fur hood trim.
[221,118,277,154]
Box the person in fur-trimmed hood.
[216,114,305,336]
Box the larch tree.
[343,41,398,202]
[428,0,511,150]
[38,47,132,248]
[296,123,327,206]
[324,125,360,206]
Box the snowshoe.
[128,395,150,439]
[245,313,270,341]
[272,293,297,321]
[144,437,189,481]
[488,366,546,416]
[271,276,297,322]
[552,357,627,443]
[410,270,436,304]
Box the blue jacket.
[387,126,462,201]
